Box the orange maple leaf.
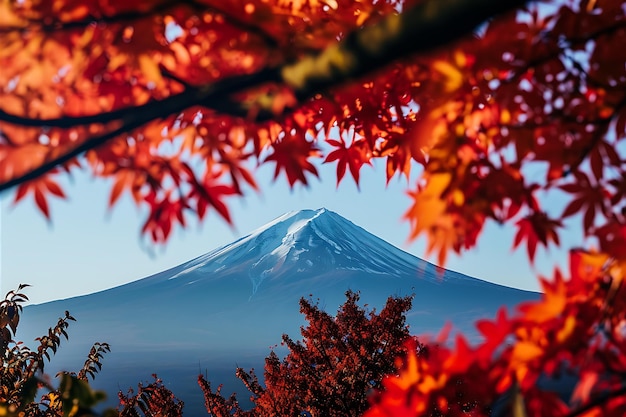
[519,273,567,323]
[513,212,562,263]
[404,173,451,241]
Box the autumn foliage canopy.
[2,0,626,415]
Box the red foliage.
[366,251,626,416]
[118,375,184,417]
[201,291,419,417]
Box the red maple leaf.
[13,174,66,219]
[186,168,238,223]
[513,211,562,262]
[324,136,372,187]
[264,133,321,187]
[559,171,611,232]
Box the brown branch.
[0,79,267,129]
[560,20,626,49]
[566,384,626,417]
[0,83,270,130]
[0,67,281,192]
[563,52,626,92]
[160,68,193,89]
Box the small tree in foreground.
[0,286,183,417]
[0,285,110,417]
[200,291,419,417]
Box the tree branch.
[0,0,529,192]
[0,68,281,192]
[280,0,527,101]
[566,384,626,417]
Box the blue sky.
[1,158,573,305]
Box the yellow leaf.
[510,341,543,382]
[138,54,164,88]
[404,173,451,240]
[556,315,576,343]
[432,60,463,93]
[522,277,567,322]
[512,341,543,363]
[419,374,446,394]
[501,109,512,124]
[356,9,371,26]
[425,216,457,266]
[107,53,127,71]
[47,392,60,408]
[451,189,465,206]
[392,349,420,390]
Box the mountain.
[16,208,538,415]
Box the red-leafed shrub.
[201,291,420,417]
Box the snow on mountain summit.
[164,208,429,295]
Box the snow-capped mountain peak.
[164,208,427,295]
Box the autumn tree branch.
[0,68,281,192]
[279,0,527,102]
[564,95,626,177]
[566,384,626,417]
[0,0,529,192]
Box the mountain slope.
[16,208,538,415]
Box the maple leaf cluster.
[366,250,626,416]
[0,0,401,240]
[0,0,623,265]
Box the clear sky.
[1,158,575,305]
